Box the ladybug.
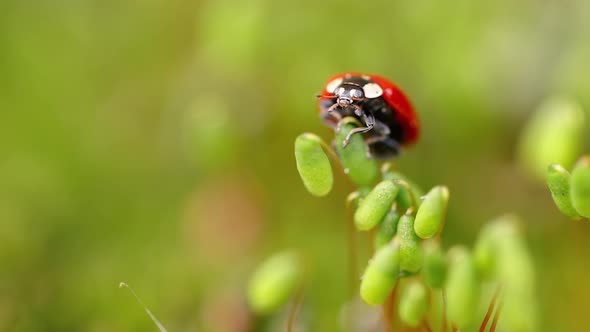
[317,72,419,159]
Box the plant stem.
[119,282,168,332]
[382,279,399,332]
[442,290,448,332]
[287,287,305,332]
[489,300,503,332]
[479,286,502,332]
[346,192,360,298]
[422,320,433,332]
[392,179,419,211]
[452,324,459,332]
[347,214,359,298]
[316,135,344,170]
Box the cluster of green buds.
[515,96,588,221]
[547,156,590,220]
[246,118,537,331]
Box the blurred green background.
[1,0,589,331]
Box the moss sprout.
[255,114,542,331]
[546,163,581,219]
[518,97,585,180]
[570,156,590,218]
[546,155,590,220]
[397,213,423,273]
[414,185,449,239]
[374,210,400,250]
[247,251,303,315]
[354,180,399,231]
[360,240,401,305]
[294,133,334,197]
[398,280,428,327]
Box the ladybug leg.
[320,103,342,129]
[342,112,375,147]
[327,103,343,120]
[365,121,401,158]
[364,119,391,144]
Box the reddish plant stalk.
[287,287,304,332]
[489,300,504,332]
[422,320,433,332]
[442,290,448,332]
[382,279,400,332]
[479,286,502,332]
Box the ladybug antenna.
[316,94,337,99]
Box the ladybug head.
[333,83,365,107]
[324,76,385,107]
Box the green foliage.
[382,166,423,212]
[334,119,379,186]
[414,185,449,239]
[518,97,585,180]
[247,251,302,314]
[294,133,334,197]
[473,227,498,281]
[445,247,480,329]
[398,281,428,327]
[473,215,519,280]
[570,156,590,218]
[397,213,423,273]
[494,218,537,332]
[360,241,400,305]
[374,210,400,250]
[422,240,447,288]
[546,164,582,219]
[473,215,538,332]
[354,180,399,231]
[2,1,586,330]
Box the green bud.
[398,281,429,327]
[398,214,423,273]
[382,167,424,211]
[503,291,537,332]
[518,97,585,180]
[335,119,379,186]
[496,234,537,332]
[546,164,581,219]
[473,215,519,280]
[294,133,333,197]
[570,156,590,218]
[360,241,400,305]
[374,211,400,250]
[423,240,447,288]
[445,247,480,329]
[473,229,496,281]
[473,216,537,331]
[247,251,302,314]
[414,186,449,239]
[354,181,399,231]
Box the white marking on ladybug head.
[326,77,344,93]
[349,88,364,100]
[362,82,383,99]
